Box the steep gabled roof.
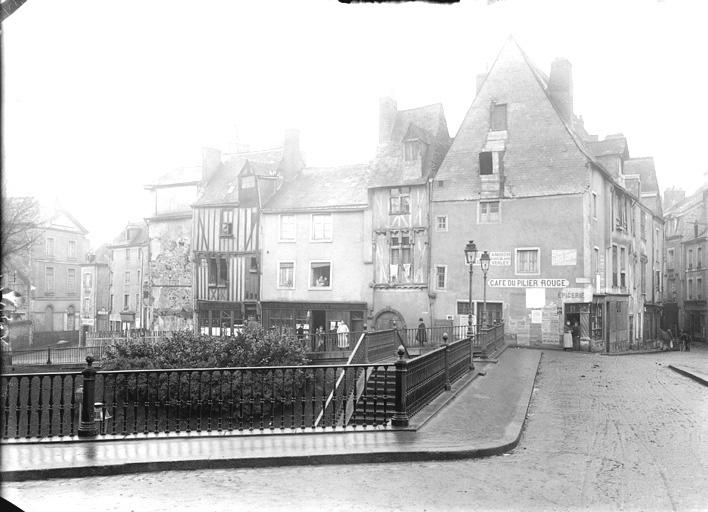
[40,207,89,235]
[434,39,591,201]
[624,157,658,192]
[195,148,285,206]
[391,103,449,143]
[587,136,629,159]
[107,222,149,248]
[264,164,371,211]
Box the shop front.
[261,301,367,338]
[196,300,255,336]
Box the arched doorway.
[44,305,54,331]
[374,308,405,331]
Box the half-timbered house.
[370,99,452,329]
[192,131,303,335]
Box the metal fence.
[397,325,470,349]
[608,338,663,353]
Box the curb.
[1,353,544,482]
[668,365,708,387]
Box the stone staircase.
[350,366,396,427]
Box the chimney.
[281,129,304,180]
[201,147,222,183]
[476,73,487,95]
[549,58,573,123]
[379,97,397,144]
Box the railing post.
[391,345,409,427]
[78,355,98,438]
[442,333,451,390]
[469,329,475,371]
[46,347,52,365]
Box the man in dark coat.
[415,318,428,345]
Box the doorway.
[311,310,326,332]
[565,311,580,350]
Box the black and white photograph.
[1,0,706,510]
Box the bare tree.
[1,196,42,260]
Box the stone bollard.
[77,355,98,438]
[391,345,409,427]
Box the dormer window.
[491,103,507,131]
[404,139,421,161]
[241,175,255,189]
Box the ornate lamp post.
[464,240,478,338]
[480,251,490,328]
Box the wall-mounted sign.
[488,251,511,266]
[560,287,592,303]
[489,278,569,288]
[81,318,95,326]
[552,249,577,266]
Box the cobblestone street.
[3,346,707,512]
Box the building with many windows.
[79,246,111,332]
[663,184,708,340]
[28,208,89,333]
[106,223,148,331]
[430,39,664,349]
[192,131,304,335]
[369,99,452,330]
[260,164,372,336]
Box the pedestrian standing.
[415,318,428,346]
[337,321,350,349]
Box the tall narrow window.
[68,240,77,259]
[389,188,411,214]
[491,103,507,131]
[123,294,130,310]
[389,231,412,282]
[124,271,130,284]
[436,215,448,232]
[593,247,600,275]
[126,248,131,261]
[279,215,296,241]
[698,278,703,299]
[45,266,55,293]
[698,247,703,269]
[620,247,627,289]
[218,257,228,286]
[67,268,76,292]
[592,192,597,219]
[688,249,694,269]
[612,245,618,287]
[667,248,675,269]
[208,258,217,285]
[278,262,295,288]
[46,237,55,257]
[435,265,447,289]
[479,152,493,175]
[404,140,421,161]
[220,209,234,237]
[311,214,333,241]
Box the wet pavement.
[2,344,707,511]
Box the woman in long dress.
[337,321,350,349]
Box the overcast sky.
[3,0,707,246]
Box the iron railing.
[2,346,111,366]
[397,325,470,349]
[1,361,395,440]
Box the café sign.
[488,278,569,288]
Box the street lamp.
[480,251,490,328]
[464,240,478,338]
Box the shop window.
[220,209,234,237]
[310,262,331,288]
[280,214,296,241]
[491,103,507,131]
[480,201,500,223]
[515,248,539,275]
[389,187,411,214]
[311,214,332,241]
[435,265,447,289]
[278,261,295,289]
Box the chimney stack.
[379,97,397,144]
[549,58,573,123]
[201,147,222,183]
[281,129,304,180]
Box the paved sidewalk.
[0,348,542,482]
